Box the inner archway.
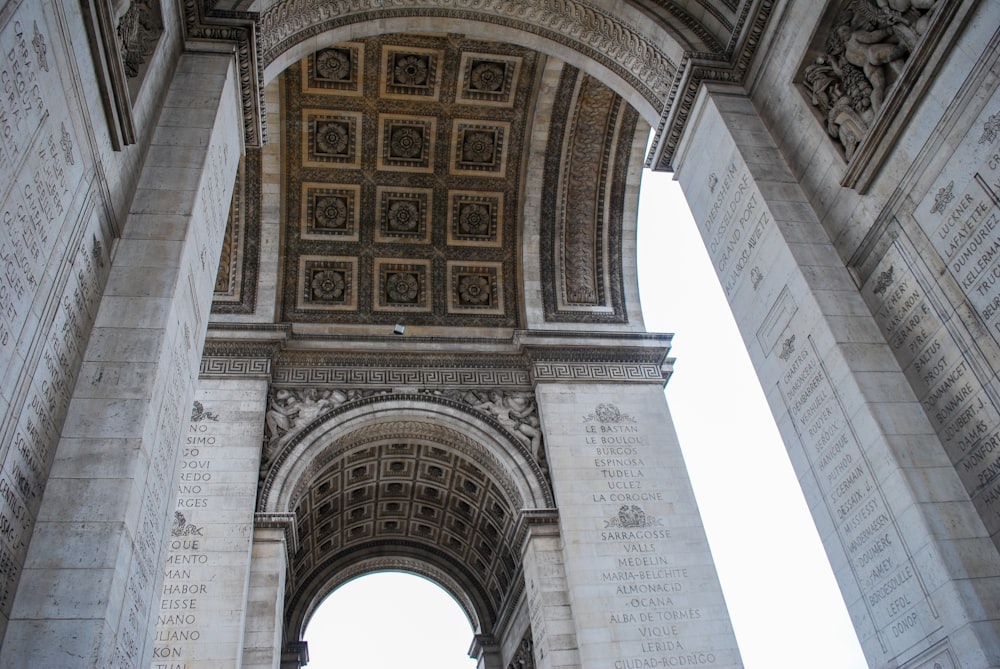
[304,572,477,669]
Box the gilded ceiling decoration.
[279,34,539,328]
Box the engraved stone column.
[0,51,243,667]
[673,83,1000,668]
[0,2,113,642]
[151,378,267,667]
[242,520,292,669]
[528,338,743,669]
[518,513,580,669]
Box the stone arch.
[257,3,686,123]
[260,394,555,643]
[289,552,486,643]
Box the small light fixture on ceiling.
[393,324,405,335]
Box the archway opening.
[303,572,478,669]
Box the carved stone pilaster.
[181,0,266,147]
[646,0,777,171]
[280,641,309,669]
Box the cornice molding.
[182,0,266,147]
[646,0,776,171]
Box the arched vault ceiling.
[189,0,775,171]
[277,34,539,329]
[286,440,520,633]
[256,1,682,113]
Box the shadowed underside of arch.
[192,0,775,169]
[259,395,554,639]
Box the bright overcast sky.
[303,167,869,669]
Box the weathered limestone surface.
[0,46,242,667]
[4,2,1000,669]
[536,382,743,669]
[674,83,1000,668]
[151,379,265,667]
[241,525,289,669]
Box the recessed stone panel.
[305,43,364,95]
[447,190,503,247]
[302,110,362,168]
[373,259,432,312]
[280,35,535,327]
[375,186,433,244]
[448,261,504,314]
[377,114,436,172]
[300,183,360,241]
[456,52,521,107]
[451,120,509,175]
[380,45,444,100]
[298,256,358,311]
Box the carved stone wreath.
[390,126,424,159]
[470,60,504,91]
[393,54,429,86]
[387,200,419,232]
[458,275,491,305]
[314,196,348,229]
[458,203,490,236]
[385,272,420,303]
[462,131,495,163]
[311,270,346,301]
[316,47,352,80]
[315,121,350,155]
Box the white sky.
[303,169,869,668]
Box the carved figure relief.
[802,0,938,160]
[266,389,348,456]
[508,636,535,669]
[116,0,163,79]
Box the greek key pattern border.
[200,356,272,378]
[272,367,530,387]
[531,361,664,383]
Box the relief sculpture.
[265,389,350,459]
[802,0,938,160]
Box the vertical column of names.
[863,244,1000,539]
[539,384,742,669]
[152,380,265,669]
[0,4,98,633]
[777,336,933,654]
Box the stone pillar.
[518,514,580,669]
[280,641,309,669]
[150,378,266,667]
[469,633,503,669]
[532,368,743,669]
[0,50,242,667]
[672,83,1000,668]
[242,520,292,669]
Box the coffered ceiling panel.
[279,34,541,329]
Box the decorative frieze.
[541,67,635,323]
